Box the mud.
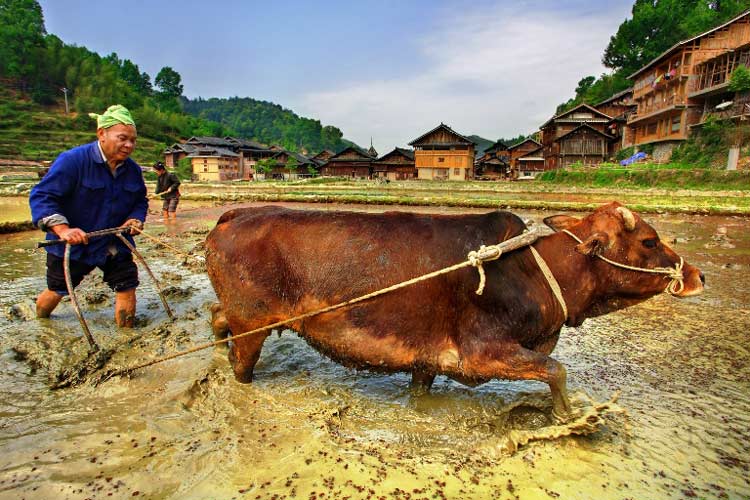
[0,202,748,499]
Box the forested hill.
[0,0,352,161]
[557,1,750,113]
[182,97,350,154]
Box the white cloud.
[297,3,630,153]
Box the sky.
[38,0,634,153]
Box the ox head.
[543,202,704,305]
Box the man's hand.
[121,218,144,235]
[51,224,88,245]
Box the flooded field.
[0,200,748,499]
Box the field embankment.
[2,177,748,216]
[538,165,750,191]
[157,178,750,216]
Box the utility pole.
[61,87,69,114]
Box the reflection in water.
[0,203,748,499]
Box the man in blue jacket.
[29,105,148,327]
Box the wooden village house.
[474,140,510,179]
[627,9,750,161]
[165,136,276,180]
[515,146,545,179]
[309,149,335,168]
[261,150,316,180]
[594,88,636,150]
[320,146,377,178]
[188,146,241,182]
[507,138,543,178]
[539,104,617,170]
[373,148,416,180]
[409,124,476,181]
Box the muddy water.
[0,202,748,499]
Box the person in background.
[29,104,147,327]
[154,161,181,220]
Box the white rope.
[467,245,503,295]
[561,229,685,295]
[529,246,568,320]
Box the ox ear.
[543,215,580,232]
[575,232,610,257]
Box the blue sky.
[38,0,634,152]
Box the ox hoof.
[227,348,254,384]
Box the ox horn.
[616,206,636,231]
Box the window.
[453,168,460,176]
[671,115,681,133]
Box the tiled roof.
[408,123,476,146]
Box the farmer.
[153,161,181,220]
[29,104,148,327]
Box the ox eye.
[642,238,658,249]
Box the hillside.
[0,86,173,166]
[182,97,351,154]
[0,1,355,163]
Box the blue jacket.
[30,141,148,266]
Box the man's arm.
[30,154,75,230]
[29,154,91,244]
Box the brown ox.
[205,202,703,418]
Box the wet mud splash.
[0,204,749,499]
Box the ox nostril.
[700,272,705,285]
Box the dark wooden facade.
[515,147,545,179]
[264,150,316,180]
[508,138,542,178]
[321,147,375,178]
[310,149,335,167]
[373,148,416,180]
[554,124,613,169]
[475,139,510,179]
[540,103,615,170]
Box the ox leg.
[228,331,271,383]
[410,371,436,394]
[210,303,231,341]
[461,344,572,421]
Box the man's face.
[155,168,166,176]
[97,123,137,163]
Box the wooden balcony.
[628,96,689,124]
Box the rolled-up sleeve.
[29,154,77,230]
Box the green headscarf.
[88,104,136,130]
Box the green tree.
[0,0,47,90]
[154,66,183,113]
[155,66,183,98]
[728,65,750,92]
[255,158,275,179]
[175,157,193,181]
[575,76,596,96]
[285,155,299,178]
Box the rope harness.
[560,229,685,295]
